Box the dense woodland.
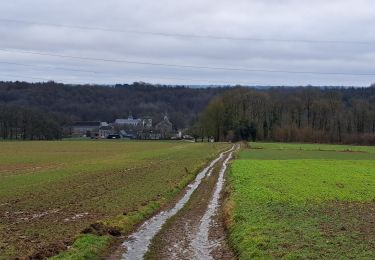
[197,86,375,145]
[0,81,226,139]
[0,81,374,144]
[0,105,65,140]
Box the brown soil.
[320,201,375,249]
[0,163,63,176]
[143,155,235,260]
[0,206,101,259]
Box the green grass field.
[228,142,375,259]
[0,140,229,259]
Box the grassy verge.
[50,234,112,260]
[0,141,230,259]
[226,142,375,259]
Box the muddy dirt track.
[109,145,238,260]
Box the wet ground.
[109,145,237,260]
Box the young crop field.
[227,142,375,259]
[0,140,229,259]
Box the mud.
[109,145,237,260]
[190,150,234,259]
[144,148,236,260]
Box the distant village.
[67,114,189,140]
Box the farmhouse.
[72,121,107,137]
[115,115,142,126]
[99,125,114,138]
[69,114,174,139]
[114,114,152,128]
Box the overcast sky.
[0,0,374,86]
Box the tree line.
[0,81,227,131]
[0,105,66,140]
[0,81,227,140]
[196,86,375,145]
[0,81,374,144]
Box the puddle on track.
[190,149,234,259]
[119,146,234,260]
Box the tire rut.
[145,146,237,260]
[108,145,236,260]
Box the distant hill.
[0,81,374,143]
[0,81,228,129]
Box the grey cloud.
[0,0,374,86]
